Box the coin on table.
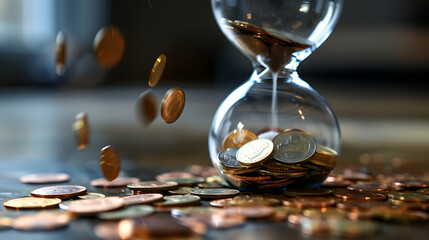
[283,188,333,197]
[128,181,179,192]
[156,171,194,181]
[136,89,158,127]
[347,183,392,192]
[100,145,121,181]
[236,139,274,166]
[91,177,140,188]
[149,54,166,87]
[229,195,281,206]
[334,190,386,201]
[94,26,125,68]
[31,185,87,199]
[12,212,70,231]
[159,177,205,187]
[78,192,105,199]
[388,192,429,203]
[272,129,316,164]
[283,197,336,209]
[209,198,233,208]
[198,182,224,189]
[226,206,275,219]
[4,197,62,209]
[183,212,246,229]
[121,193,163,206]
[154,195,201,207]
[20,173,70,184]
[168,187,196,195]
[336,201,388,212]
[0,217,12,230]
[160,88,185,124]
[222,129,258,150]
[67,197,124,216]
[55,31,66,75]
[190,188,240,199]
[393,179,429,189]
[98,205,154,220]
[72,112,89,150]
[417,188,429,195]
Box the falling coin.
[160,88,185,124]
[67,197,124,216]
[136,89,158,127]
[12,212,70,231]
[100,145,121,181]
[94,26,125,68]
[55,31,66,75]
[98,205,155,220]
[236,139,274,166]
[222,129,258,150]
[148,54,166,87]
[121,193,164,206]
[72,112,89,150]
[31,185,87,199]
[91,177,140,188]
[20,173,70,184]
[78,192,106,199]
[272,129,316,164]
[190,188,240,199]
[4,197,62,209]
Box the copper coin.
[31,185,87,199]
[72,112,89,150]
[12,212,70,231]
[136,89,157,127]
[393,179,429,189]
[222,129,258,150]
[160,88,185,124]
[148,54,166,87]
[122,193,163,206]
[209,198,233,208]
[283,197,336,208]
[156,171,194,181]
[55,31,66,75]
[67,197,124,216]
[334,190,386,201]
[100,145,121,181]
[225,206,275,219]
[321,177,352,188]
[336,201,387,212]
[94,26,125,68]
[190,188,240,199]
[128,181,179,191]
[339,170,374,182]
[20,173,70,184]
[91,177,140,188]
[389,199,429,211]
[347,183,392,192]
[4,197,62,209]
[283,189,333,197]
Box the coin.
[0,217,12,230]
[159,177,205,187]
[218,148,247,169]
[149,54,166,87]
[160,88,185,124]
[272,129,316,164]
[183,212,246,229]
[198,182,224,189]
[98,205,154,220]
[393,179,429,189]
[226,206,275,219]
[128,181,179,191]
[136,89,157,127]
[100,145,121,181]
[91,177,140,187]
[67,197,124,216]
[389,200,429,211]
[283,188,333,197]
[336,201,387,212]
[154,195,201,207]
[339,170,374,182]
[283,197,336,208]
[417,188,429,195]
[121,193,163,206]
[334,190,386,201]
[388,192,429,203]
[347,183,392,192]
[55,31,66,75]
[156,171,194,181]
[78,192,105,199]
[209,198,233,208]
[19,173,70,184]
[229,195,281,206]
[4,197,61,209]
[168,187,196,195]
[12,212,70,231]
[31,185,87,199]
[190,188,240,199]
[222,129,258,150]
[72,112,89,150]
[236,139,274,166]
[371,206,429,223]
[94,26,125,68]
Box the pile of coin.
[218,128,337,190]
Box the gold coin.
[222,129,258,150]
[236,139,274,166]
[55,31,66,75]
[4,197,62,209]
[31,185,87,199]
[160,88,185,124]
[94,26,125,68]
[72,112,89,150]
[100,145,121,181]
[136,89,157,127]
[149,54,166,87]
[78,192,106,199]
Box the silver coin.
[218,148,246,169]
[272,129,316,164]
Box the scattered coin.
[393,179,429,189]
[339,170,374,182]
[236,139,274,166]
[222,129,258,150]
[168,187,196,195]
[78,192,105,199]
[283,197,336,208]
[225,206,274,219]
[160,88,185,124]
[67,197,124,216]
[198,182,224,189]
[334,190,386,201]
[272,129,316,164]
[136,89,158,127]
[72,112,89,150]
[4,197,62,209]
[184,212,246,229]
[154,195,201,207]
[128,181,179,192]
[209,198,233,208]
[98,205,155,220]
[388,192,429,203]
[149,54,166,87]
[94,26,125,68]
[55,31,66,75]
[283,188,333,197]
[121,193,164,206]
[190,188,240,199]
[19,173,70,184]
[336,201,387,212]
[31,185,87,199]
[159,177,205,187]
[347,183,392,192]
[12,212,70,231]
[100,145,121,181]
[91,177,140,188]
[229,195,281,206]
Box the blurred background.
[0,0,428,174]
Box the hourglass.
[209,0,343,192]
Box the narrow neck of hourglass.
[252,66,299,84]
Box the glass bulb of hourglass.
[210,0,343,192]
